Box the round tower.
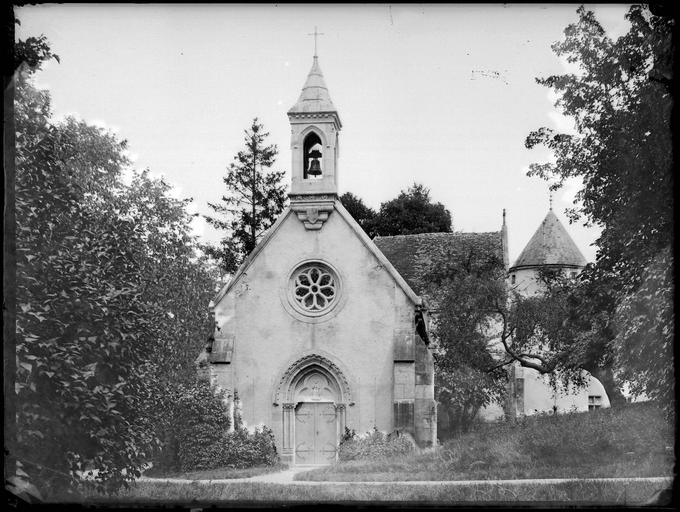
[508,208,587,296]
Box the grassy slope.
[296,402,675,481]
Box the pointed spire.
[510,209,587,271]
[288,55,339,117]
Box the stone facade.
[201,55,436,466]
[206,203,436,465]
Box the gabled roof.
[213,200,423,308]
[288,56,340,121]
[374,232,505,303]
[510,210,587,271]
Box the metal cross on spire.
[308,26,324,57]
[549,189,553,210]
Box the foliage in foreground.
[151,381,231,473]
[298,402,674,481]
[151,380,278,473]
[338,428,415,461]
[14,41,217,496]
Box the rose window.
[291,264,338,314]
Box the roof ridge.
[375,231,501,240]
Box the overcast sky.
[16,3,632,264]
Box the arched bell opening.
[303,132,323,179]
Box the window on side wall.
[588,395,602,411]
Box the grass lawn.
[69,477,672,505]
[143,462,287,480]
[295,402,675,482]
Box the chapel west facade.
[199,55,436,466]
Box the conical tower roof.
[288,56,340,121]
[510,210,587,271]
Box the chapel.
[198,53,610,457]
[199,54,437,466]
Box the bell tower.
[288,51,341,200]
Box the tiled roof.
[374,232,505,306]
[288,56,339,116]
[510,210,587,271]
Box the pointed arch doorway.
[274,354,352,466]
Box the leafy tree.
[372,183,452,237]
[339,191,376,237]
[524,5,674,410]
[487,267,627,406]
[205,119,287,272]
[16,68,152,495]
[114,172,219,387]
[428,243,507,437]
[613,247,673,408]
[14,33,60,71]
[14,52,217,496]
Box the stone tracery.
[272,353,353,406]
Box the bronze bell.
[307,158,322,176]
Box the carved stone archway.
[272,353,353,465]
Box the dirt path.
[227,466,314,483]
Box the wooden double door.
[294,402,337,465]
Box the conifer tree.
[206,119,287,272]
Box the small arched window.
[303,132,323,179]
[511,274,516,285]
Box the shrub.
[338,427,414,461]
[151,381,279,473]
[151,380,231,473]
[341,426,357,443]
[220,426,278,469]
